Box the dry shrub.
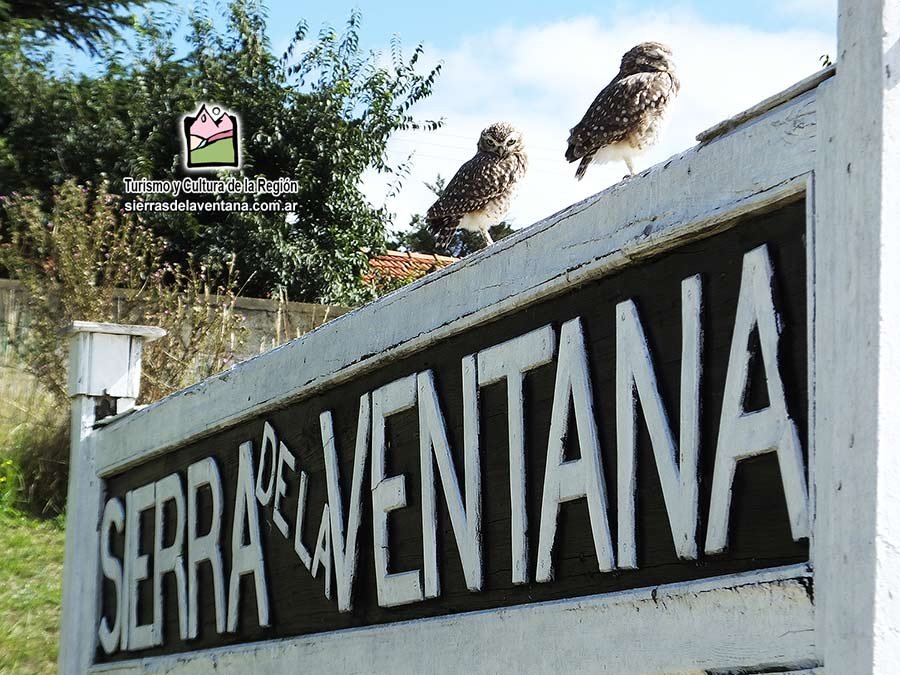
[0,180,246,515]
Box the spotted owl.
[566,42,679,180]
[426,122,528,251]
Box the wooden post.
[815,0,900,672]
[58,322,164,674]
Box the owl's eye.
[506,138,516,146]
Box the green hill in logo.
[191,138,237,165]
[183,103,239,169]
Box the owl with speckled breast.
[426,122,527,251]
[566,42,679,180]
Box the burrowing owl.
[426,122,527,250]
[566,42,679,180]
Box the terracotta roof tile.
[365,250,458,284]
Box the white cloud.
[362,10,835,235]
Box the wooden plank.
[95,202,810,662]
[89,568,815,675]
[813,1,900,673]
[696,66,835,144]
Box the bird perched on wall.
[426,122,528,251]
[566,42,679,180]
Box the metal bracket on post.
[59,321,165,675]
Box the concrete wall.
[0,278,351,363]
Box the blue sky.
[207,0,836,53]
[57,0,838,228]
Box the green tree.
[0,0,154,55]
[0,3,442,304]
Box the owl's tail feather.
[574,154,594,181]
[428,216,460,253]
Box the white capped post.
[816,0,900,672]
[59,322,165,675]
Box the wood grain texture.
[97,200,809,662]
[90,568,815,675]
[814,1,900,672]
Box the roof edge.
[696,65,835,144]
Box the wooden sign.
[94,200,809,662]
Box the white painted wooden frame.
[63,91,820,674]
[62,40,866,673]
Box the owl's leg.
[624,156,636,176]
[482,228,494,246]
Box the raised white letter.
[227,442,270,632]
[293,469,313,570]
[705,245,809,554]
[322,394,371,612]
[153,473,187,643]
[536,318,614,582]
[371,375,423,607]
[617,275,702,568]
[99,497,125,654]
[125,482,156,650]
[419,366,482,598]
[478,326,555,584]
[311,503,333,600]
[187,457,226,638]
[272,441,296,538]
[254,421,278,506]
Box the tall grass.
[0,289,69,517]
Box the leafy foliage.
[0,180,247,514]
[0,3,442,304]
[0,0,155,55]
[0,180,246,404]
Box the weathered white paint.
[616,275,702,568]
[65,62,836,675]
[125,481,156,650]
[321,395,370,611]
[814,0,900,673]
[705,245,809,554]
[271,442,295,538]
[186,457,226,638]
[67,322,165,415]
[696,66,834,144]
[370,375,423,607]
[226,442,270,632]
[536,317,614,582]
[418,368,482,596]
[98,497,125,655]
[310,503,333,600]
[254,422,278,506]
[292,469,313,570]
[88,565,816,675]
[61,323,164,673]
[476,326,555,584]
[153,473,187,643]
